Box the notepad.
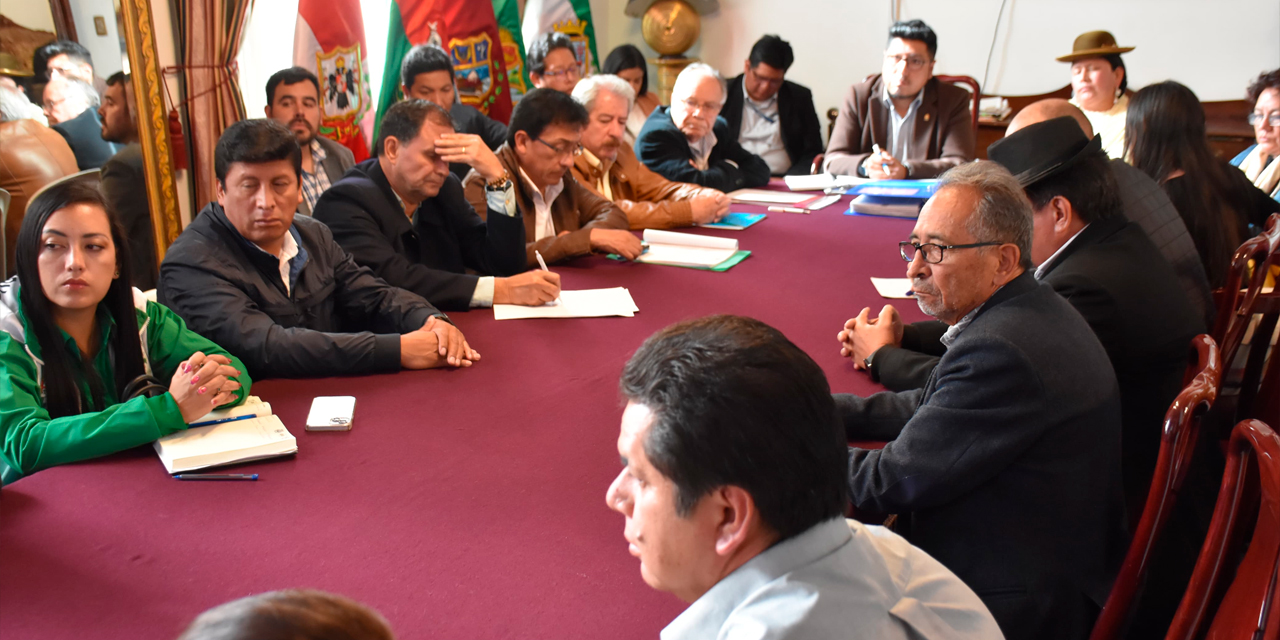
[189,396,272,427]
[783,174,869,191]
[700,212,765,230]
[847,195,926,218]
[636,229,739,268]
[494,287,639,320]
[727,189,813,205]
[154,415,297,474]
[870,277,915,299]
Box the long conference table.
[0,180,930,639]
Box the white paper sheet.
[727,189,814,204]
[494,288,639,320]
[635,229,738,267]
[782,174,870,191]
[870,277,915,299]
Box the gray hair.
[571,74,636,113]
[936,161,1034,270]
[0,86,47,124]
[46,77,100,109]
[672,62,726,103]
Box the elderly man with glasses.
[463,87,638,266]
[824,19,975,179]
[836,161,1127,640]
[635,63,770,192]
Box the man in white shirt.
[608,314,1003,640]
[721,35,824,176]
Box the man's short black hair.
[34,40,93,81]
[105,72,129,89]
[526,32,576,76]
[400,45,454,90]
[619,315,849,542]
[748,35,794,72]
[266,67,321,106]
[1023,149,1123,225]
[214,119,302,185]
[373,99,454,157]
[888,19,938,59]
[506,87,588,148]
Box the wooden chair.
[1089,335,1222,640]
[1211,213,1280,431]
[935,75,980,136]
[1165,419,1280,640]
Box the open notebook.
[636,229,740,268]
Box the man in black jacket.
[158,119,479,379]
[313,100,558,311]
[636,63,770,192]
[721,35,823,176]
[840,161,1127,640]
[400,44,508,180]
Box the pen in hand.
[871,143,891,176]
[534,250,562,306]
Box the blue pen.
[188,413,256,428]
[871,144,890,175]
[175,473,258,481]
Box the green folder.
[607,250,751,272]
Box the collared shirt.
[517,166,564,241]
[1071,93,1129,160]
[299,138,332,213]
[581,148,614,201]
[244,226,306,297]
[739,83,790,175]
[1034,225,1089,280]
[661,518,1003,640]
[687,128,718,171]
[882,85,926,162]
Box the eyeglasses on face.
[899,241,1001,264]
[681,98,722,114]
[1248,112,1280,127]
[885,54,929,70]
[541,66,581,80]
[535,137,584,158]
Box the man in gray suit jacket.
[838,162,1126,640]
[264,67,355,216]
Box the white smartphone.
[305,396,356,431]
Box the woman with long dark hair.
[0,181,251,484]
[602,44,661,146]
[1125,80,1280,287]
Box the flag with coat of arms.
[521,0,600,78]
[375,0,514,134]
[294,0,375,161]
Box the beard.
[911,277,947,319]
[291,119,315,144]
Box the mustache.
[290,117,313,128]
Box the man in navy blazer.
[636,63,771,192]
[839,162,1127,640]
[313,100,559,311]
[721,35,824,176]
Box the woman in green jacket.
[0,181,252,484]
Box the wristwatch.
[863,348,880,382]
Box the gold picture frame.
[119,0,182,263]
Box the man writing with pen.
[823,19,975,179]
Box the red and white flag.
[294,0,374,161]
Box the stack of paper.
[637,229,739,268]
[154,414,297,474]
[783,174,868,191]
[727,189,813,205]
[848,195,926,218]
[494,287,639,320]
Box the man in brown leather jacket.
[463,88,638,266]
[0,86,79,274]
[569,75,729,230]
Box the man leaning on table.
[159,119,480,379]
[721,35,824,176]
[824,19,975,179]
[462,87,640,266]
[838,162,1126,640]
[608,314,1004,640]
[570,74,730,229]
[635,63,771,192]
[313,99,559,311]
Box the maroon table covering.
[1,181,927,639]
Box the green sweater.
[0,290,251,485]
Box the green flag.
[492,0,529,103]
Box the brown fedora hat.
[1056,30,1134,63]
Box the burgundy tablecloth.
[0,182,926,639]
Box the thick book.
[846,195,927,218]
[154,414,297,474]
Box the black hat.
[986,116,1104,187]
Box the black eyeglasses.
[899,241,1001,264]
[536,137,584,158]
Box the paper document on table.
[783,174,868,191]
[154,414,297,474]
[494,287,639,320]
[870,277,915,299]
[635,229,738,267]
[727,189,813,204]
